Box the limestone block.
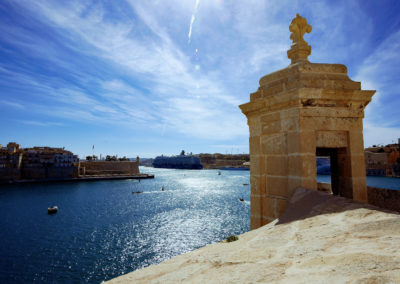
[260,83,284,97]
[250,90,262,101]
[262,196,276,220]
[281,117,300,131]
[280,107,300,119]
[300,116,361,131]
[349,155,367,177]
[248,118,262,137]
[265,176,288,198]
[262,120,281,135]
[288,131,315,155]
[250,175,266,194]
[348,131,365,154]
[250,155,261,176]
[250,195,262,216]
[265,155,288,176]
[261,134,287,155]
[250,216,262,229]
[261,112,280,123]
[288,154,316,177]
[352,179,368,203]
[287,176,316,197]
[316,131,348,148]
[250,175,261,194]
[275,198,289,218]
[249,136,260,154]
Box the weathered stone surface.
[239,14,375,229]
[106,188,400,284]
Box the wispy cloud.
[1,0,399,155]
[1,100,25,109]
[354,29,400,145]
[5,0,250,140]
[17,120,63,127]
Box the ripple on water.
[0,168,250,283]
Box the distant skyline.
[1,0,400,158]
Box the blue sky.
[0,0,399,158]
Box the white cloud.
[17,120,63,127]
[1,100,25,109]
[355,29,400,141]
[6,0,398,148]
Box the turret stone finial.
[287,14,312,64]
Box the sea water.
[0,168,250,283]
[0,168,399,283]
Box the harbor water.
[0,168,250,283]
[0,167,399,283]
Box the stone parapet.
[80,161,139,176]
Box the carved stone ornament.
[287,14,312,64]
[289,13,312,44]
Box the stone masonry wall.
[367,186,400,213]
[80,161,139,176]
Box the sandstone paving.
[106,188,400,283]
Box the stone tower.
[239,14,375,230]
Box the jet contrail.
[188,0,200,43]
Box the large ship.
[153,151,203,170]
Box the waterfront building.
[365,139,400,177]
[0,143,23,181]
[0,142,80,181]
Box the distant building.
[0,143,23,181]
[365,139,400,177]
[0,142,79,182]
[21,146,79,179]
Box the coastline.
[0,174,154,185]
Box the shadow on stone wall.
[276,186,400,226]
[367,186,400,213]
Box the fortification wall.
[21,167,79,179]
[367,186,400,213]
[80,161,139,175]
[317,182,400,213]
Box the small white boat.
[48,206,58,214]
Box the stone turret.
[240,14,375,229]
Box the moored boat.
[48,206,58,214]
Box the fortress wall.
[21,167,79,179]
[367,186,400,213]
[317,182,400,213]
[80,161,139,175]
